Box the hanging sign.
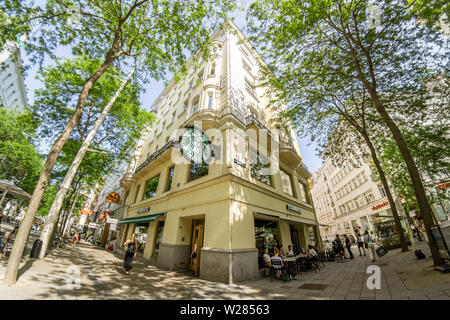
[81,207,92,215]
[106,217,118,224]
[106,192,121,204]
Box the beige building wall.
[116,21,319,284]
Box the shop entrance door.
[290,225,300,255]
[188,221,204,276]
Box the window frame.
[143,174,160,200]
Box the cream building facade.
[311,156,411,249]
[115,21,320,283]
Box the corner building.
[118,21,320,283]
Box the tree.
[247,0,449,267]
[38,66,136,258]
[4,0,235,286]
[0,108,42,194]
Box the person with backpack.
[123,233,138,275]
[364,230,378,263]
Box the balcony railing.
[134,140,176,174]
[246,114,273,137]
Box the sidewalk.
[0,240,448,300]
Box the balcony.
[183,108,220,130]
[246,114,273,138]
[280,140,302,168]
[133,140,177,176]
[295,162,312,178]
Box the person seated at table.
[271,248,294,281]
[287,245,295,256]
[307,244,318,257]
[263,248,272,267]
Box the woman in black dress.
[123,233,137,275]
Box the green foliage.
[246,0,448,165]
[0,108,42,193]
[32,56,154,160]
[31,56,155,199]
[0,0,40,51]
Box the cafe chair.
[270,258,283,282]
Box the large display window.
[134,223,149,253]
[370,209,410,249]
[254,218,280,256]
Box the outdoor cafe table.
[283,255,307,274]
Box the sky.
[20,2,323,174]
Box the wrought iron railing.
[134,140,176,174]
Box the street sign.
[106,217,118,224]
[88,223,97,228]
[109,224,117,231]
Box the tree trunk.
[3,51,120,286]
[38,67,135,259]
[360,132,409,252]
[369,93,443,266]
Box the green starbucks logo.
[179,126,214,163]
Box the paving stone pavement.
[0,239,448,300]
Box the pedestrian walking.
[364,230,377,263]
[344,234,354,259]
[72,231,79,247]
[2,226,18,259]
[123,233,138,275]
[356,231,366,256]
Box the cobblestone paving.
[0,239,449,300]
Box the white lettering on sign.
[286,204,302,214]
[366,265,381,290]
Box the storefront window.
[143,175,160,199]
[166,166,175,191]
[298,181,310,204]
[280,169,294,196]
[134,223,149,253]
[370,209,410,249]
[189,162,209,181]
[254,219,279,256]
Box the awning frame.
[118,212,165,225]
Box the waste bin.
[30,239,42,258]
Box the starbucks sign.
[179,126,214,163]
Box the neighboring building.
[89,156,133,248]
[0,45,27,112]
[311,156,410,249]
[116,21,320,284]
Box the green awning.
[118,213,165,225]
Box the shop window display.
[134,223,149,253]
[254,219,280,256]
[370,209,410,249]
